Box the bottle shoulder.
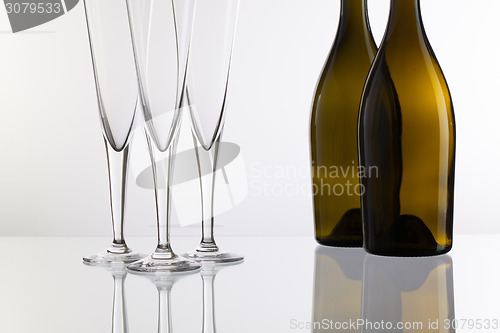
[314,36,376,92]
[367,38,450,99]
[324,32,377,68]
[360,43,454,126]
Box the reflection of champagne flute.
[84,263,129,333]
[200,261,243,333]
[126,0,199,272]
[130,271,197,333]
[82,0,144,265]
[312,246,365,332]
[154,275,176,333]
[183,0,243,264]
[110,265,128,333]
[362,255,455,333]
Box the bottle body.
[358,0,455,256]
[310,0,377,247]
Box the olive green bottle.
[358,0,455,256]
[310,0,377,247]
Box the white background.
[0,0,498,237]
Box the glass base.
[83,250,146,266]
[127,255,201,273]
[182,250,244,264]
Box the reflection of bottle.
[310,0,377,247]
[358,0,455,256]
[362,255,455,333]
[312,246,366,332]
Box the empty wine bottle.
[310,0,377,247]
[358,0,455,256]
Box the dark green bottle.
[358,0,455,256]
[310,0,377,247]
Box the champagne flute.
[126,0,199,272]
[83,0,145,265]
[182,0,243,263]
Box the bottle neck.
[387,0,424,37]
[339,0,369,32]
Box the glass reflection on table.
[130,270,198,333]
[312,246,366,333]
[362,254,455,333]
[312,247,455,333]
[83,263,129,333]
[199,261,243,333]
[83,259,243,332]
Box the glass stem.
[146,131,177,260]
[201,270,217,333]
[157,286,173,333]
[194,131,222,253]
[105,138,131,254]
[111,271,128,333]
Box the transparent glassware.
[126,0,199,272]
[82,0,145,265]
[182,0,244,264]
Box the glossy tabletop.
[0,235,498,332]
